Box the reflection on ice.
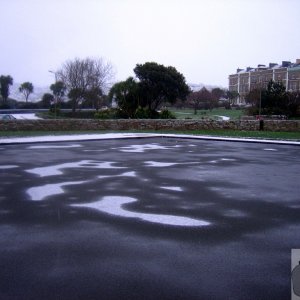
[98,171,136,179]
[221,158,236,161]
[0,165,18,169]
[28,144,82,149]
[161,186,183,192]
[72,196,210,227]
[26,160,126,177]
[209,158,236,164]
[27,181,86,201]
[117,143,181,153]
[144,161,177,167]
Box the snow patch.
[26,160,126,177]
[117,143,172,153]
[0,165,18,169]
[28,144,82,149]
[12,114,41,120]
[161,186,183,192]
[144,161,177,167]
[72,196,210,227]
[98,171,136,179]
[27,181,86,201]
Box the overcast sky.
[1,0,299,89]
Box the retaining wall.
[1,119,300,132]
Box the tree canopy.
[19,82,34,102]
[50,81,66,103]
[108,77,139,118]
[245,80,300,117]
[0,75,13,103]
[133,62,190,111]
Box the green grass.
[169,108,245,120]
[0,130,299,141]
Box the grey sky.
[1,0,299,89]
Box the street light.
[48,70,57,82]
[48,70,57,119]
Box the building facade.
[229,59,300,104]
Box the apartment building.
[229,59,300,104]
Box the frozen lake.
[0,137,299,299]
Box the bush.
[159,109,176,119]
[16,102,40,109]
[134,107,151,119]
[60,111,96,119]
[94,108,120,119]
[134,107,161,119]
[49,107,60,115]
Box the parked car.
[0,114,16,120]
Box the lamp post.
[48,70,57,119]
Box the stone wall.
[0,119,299,132]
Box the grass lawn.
[0,130,299,141]
[169,108,245,120]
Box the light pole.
[48,70,57,119]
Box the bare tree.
[56,57,115,112]
[187,87,213,114]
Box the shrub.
[94,108,120,119]
[134,107,161,119]
[49,107,60,115]
[159,109,176,119]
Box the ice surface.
[161,186,183,192]
[28,144,82,149]
[12,113,41,120]
[72,196,210,227]
[117,143,172,153]
[144,161,177,167]
[0,133,299,146]
[27,181,85,201]
[221,158,236,161]
[26,160,126,177]
[0,165,18,169]
[98,171,136,179]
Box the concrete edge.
[0,133,300,146]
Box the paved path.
[0,137,299,299]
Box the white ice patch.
[221,158,236,161]
[117,143,171,153]
[209,158,236,164]
[72,196,210,227]
[144,161,177,167]
[26,160,126,177]
[28,144,82,149]
[161,186,183,192]
[83,150,105,152]
[0,165,18,169]
[98,171,136,179]
[12,113,41,120]
[27,181,85,201]
[117,143,183,153]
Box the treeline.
[245,80,300,118]
[2,57,299,119]
[0,57,233,118]
[0,75,35,108]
